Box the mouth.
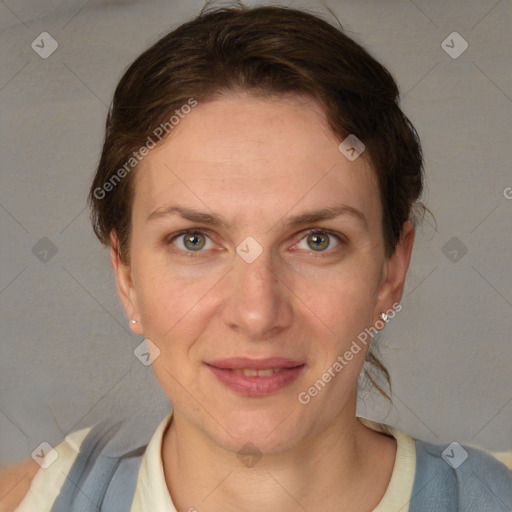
[205,357,306,396]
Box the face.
[112,92,414,454]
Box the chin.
[209,407,304,455]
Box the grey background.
[1,0,511,466]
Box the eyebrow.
[146,204,368,231]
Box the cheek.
[134,267,212,400]
[138,274,203,336]
[133,255,222,352]
[300,267,382,387]
[293,256,381,331]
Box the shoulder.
[0,458,40,512]
[492,450,512,471]
[0,415,157,512]
[411,438,512,511]
[0,426,92,512]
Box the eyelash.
[165,228,346,258]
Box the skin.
[0,459,40,511]
[110,92,415,512]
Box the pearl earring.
[130,320,141,325]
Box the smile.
[205,358,306,396]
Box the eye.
[294,229,345,255]
[166,228,346,257]
[167,229,214,255]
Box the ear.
[110,232,143,335]
[374,220,415,322]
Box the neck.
[161,400,396,512]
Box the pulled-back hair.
[89,2,431,401]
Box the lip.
[205,358,306,396]
[207,357,305,370]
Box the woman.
[3,3,511,511]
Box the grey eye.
[172,231,213,252]
[296,230,341,252]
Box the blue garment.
[51,417,512,511]
[410,439,512,511]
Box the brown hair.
[89,1,431,401]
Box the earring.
[130,320,141,325]
[379,312,388,322]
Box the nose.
[221,246,293,341]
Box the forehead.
[133,93,381,230]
